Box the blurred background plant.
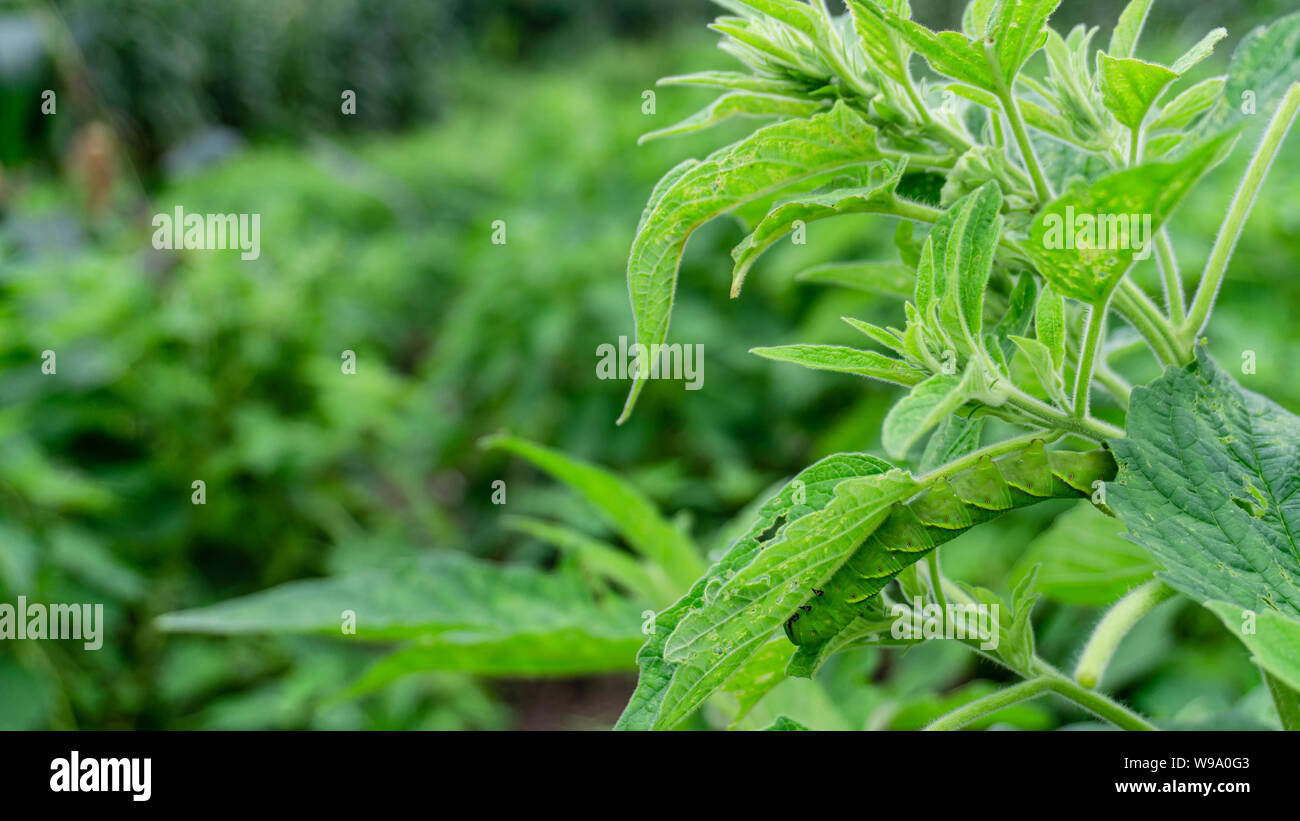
[0,0,1296,729]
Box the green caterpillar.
[784,443,1117,646]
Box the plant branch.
[1074,580,1177,688]
[1182,82,1300,346]
[1154,230,1185,324]
[926,548,949,617]
[1112,281,1181,367]
[985,40,1053,202]
[1072,300,1107,417]
[924,677,1051,730]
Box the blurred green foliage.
[0,0,1297,729]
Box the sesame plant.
[614,0,1300,730]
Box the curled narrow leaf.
[616,453,895,730]
[730,159,908,295]
[622,101,883,422]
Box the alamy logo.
[0,596,103,650]
[50,751,151,802]
[152,206,261,260]
[1041,206,1154,260]
[596,335,704,390]
[891,597,1000,650]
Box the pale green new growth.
[612,0,1300,731]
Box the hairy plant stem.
[1182,82,1300,348]
[1154,230,1185,323]
[1094,361,1133,408]
[926,549,949,618]
[1072,300,1107,417]
[925,664,1158,730]
[1074,580,1177,688]
[1112,282,1181,367]
[985,40,1053,203]
[924,677,1051,730]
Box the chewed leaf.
[730,159,907,295]
[616,452,895,730]
[621,101,882,423]
[750,344,927,386]
[638,92,822,145]
[1026,134,1234,304]
[658,469,916,729]
[1110,347,1300,619]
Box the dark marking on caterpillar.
[783,445,1116,646]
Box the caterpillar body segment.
[784,445,1117,645]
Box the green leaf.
[761,715,813,730]
[481,434,703,587]
[794,260,914,298]
[868,7,994,90]
[1108,0,1154,59]
[1099,54,1179,130]
[730,159,908,295]
[1016,503,1158,606]
[1009,335,1068,406]
[346,628,645,693]
[841,316,909,356]
[929,182,1004,353]
[657,71,809,96]
[1000,564,1042,673]
[1170,28,1227,76]
[639,92,822,145]
[722,636,796,726]
[848,0,914,85]
[1110,347,1300,619]
[616,452,894,730]
[1195,11,1300,138]
[503,515,671,605]
[882,370,970,459]
[919,414,985,473]
[1149,77,1225,132]
[1205,601,1300,694]
[622,101,882,422]
[157,553,646,679]
[655,467,916,729]
[750,344,928,387]
[990,0,1061,86]
[1026,134,1233,303]
[1034,283,1066,369]
[727,0,826,40]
